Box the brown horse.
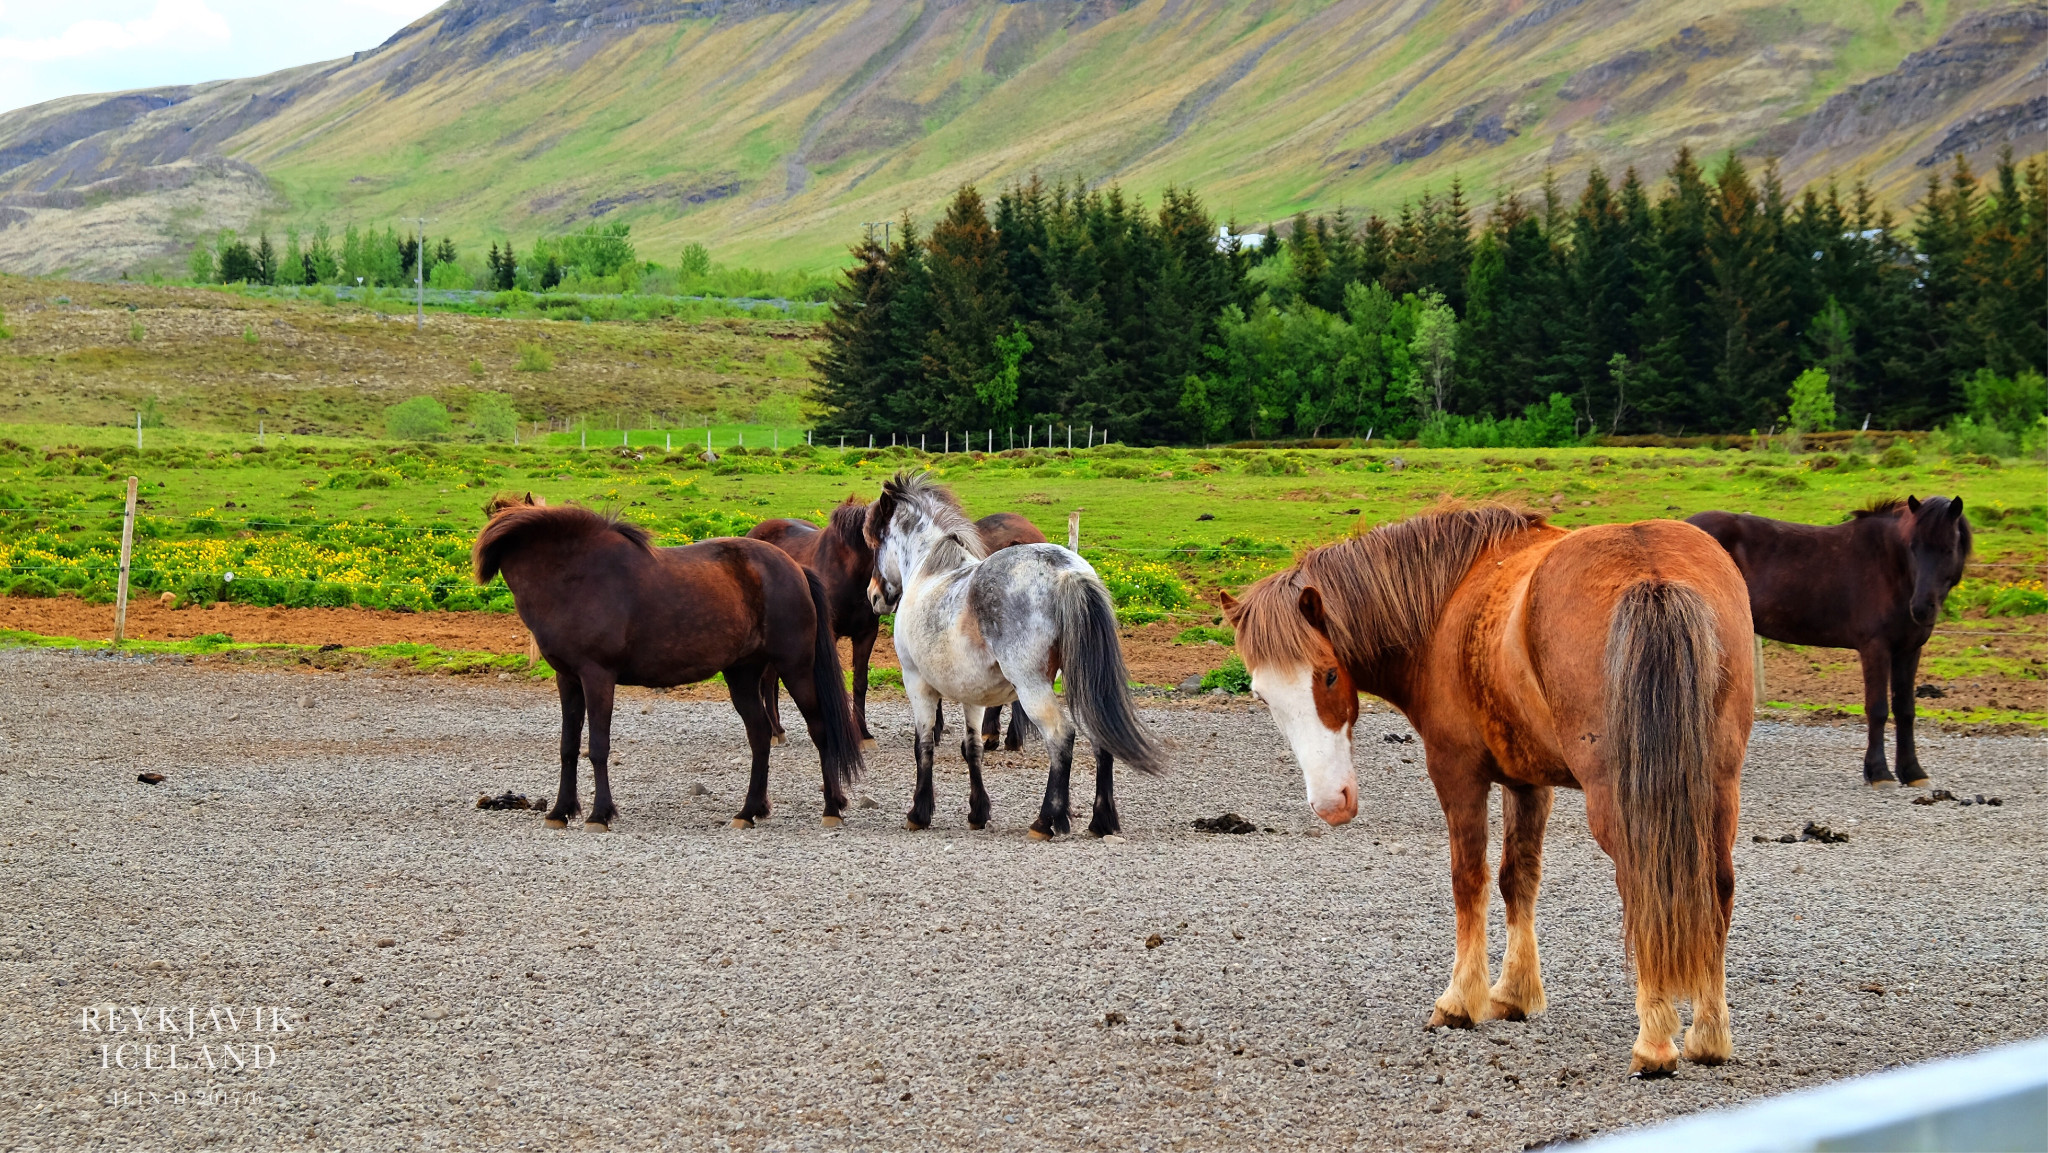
[748,501,1051,752]
[474,503,864,830]
[748,497,883,748]
[1223,505,1753,1076]
[974,512,1050,751]
[1689,496,1970,788]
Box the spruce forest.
[814,148,2048,447]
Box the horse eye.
[1324,669,1338,688]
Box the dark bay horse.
[749,497,882,748]
[748,500,1052,752]
[474,503,863,830]
[974,512,1050,751]
[1224,505,1753,1076]
[1689,496,1970,788]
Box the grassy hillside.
[0,0,2041,276]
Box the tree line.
[814,148,2047,444]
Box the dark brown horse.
[748,497,882,748]
[974,512,1051,751]
[1225,505,1753,1075]
[1689,496,1971,788]
[474,503,864,830]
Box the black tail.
[805,568,866,788]
[1055,571,1166,775]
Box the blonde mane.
[1232,503,1544,670]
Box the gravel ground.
[3,649,2044,1151]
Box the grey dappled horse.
[864,472,1165,837]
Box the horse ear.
[1907,495,1921,513]
[863,495,891,547]
[1297,585,1328,633]
[1947,496,1964,520]
[1218,591,1240,623]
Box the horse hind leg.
[1015,682,1074,839]
[1085,747,1119,838]
[723,665,775,828]
[546,672,586,829]
[980,704,1003,753]
[762,668,787,747]
[1488,784,1552,1022]
[1004,701,1032,751]
[582,673,620,831]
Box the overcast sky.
[0,0,443,115]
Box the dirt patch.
[0,595,534,651]
[1761,639,2047,716]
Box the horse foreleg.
[583,673,619,831]
[1489,784,1552,1021]
[724,665,775,827]
[1857,643,1897,787]
[762,667,787,747]
[1086,748,1118,838]
[1016,683,1074,839]
[961,704,990,829]
[546,672,586,828]
[1891,642,1929,787]
[904,680,943,831]
[1428,768,1493,1029]
[851,626,879,750]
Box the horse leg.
[762,668,787,747]
[980,703,1002,752]
[961,704,991,829]
[1427,767,1494,1029]
[1004,701,1031,751]
[777,657,850,825]
[545,671,586,828]
[1016,682,1074,839]
[724,664,775,827]
[1489,783,1552,1022]
[1891,642,1929,787]
[1583,781,1680,1077]
[1857,643,1896,787]
[903,679,943,831]
[583,672,619,831]
[1684,755,1742,1067]
[1086,748,1119,838]
[851,625,879,750]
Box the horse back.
[977,512,1049,553]
[1687,509,1905,647]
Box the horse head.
[483,491,544,519]
[863,472,982,614]
[1903,495,1972,626]
[1222,583,1360,826]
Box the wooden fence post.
[1067,509,1081,552]
[114,476,138,645]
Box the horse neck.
[898,520,978,585]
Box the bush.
[1877,443,1916,469]
[1200,654,1252,694]
[1174,625,1235,645]
[1988,584,2048,618]
[7,574,58,598]
[386,396,453,441]
[1933,416,2016,459]
[470,392,519,442]
[515,343,554,372]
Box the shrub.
[1200,654,1252,694]
[7,574,58,598]
[1877,443,1916,469]
[386,396,452,441]
[515,343,554,372]
[470,392,519,442]
[1174,625,1234,645]
[1988,583,2048,618]
[1932,416,2015,459]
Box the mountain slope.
[0,0,2041,276]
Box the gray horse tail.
[1055,571,1166,775]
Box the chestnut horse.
[748,501,1051,752]
[1689,496,1970,788]
[474,503,864,830]
[1223,505,1753,1076]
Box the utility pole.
[414,216,430,330]
[862,221,893,248]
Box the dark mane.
[1850,497,1909,519]
[1234,503,1545,670]
[824,494,871,545]
[473,504,654,583]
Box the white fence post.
[114,476,138,645]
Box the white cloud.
[336,0,440,18]
[0,0,231,62]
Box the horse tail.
[1605,579,1724,1004]
[804,566,866,788]
[1055,571,1166,775]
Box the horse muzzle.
[1313,782,1358,826]
[867,579,898,615]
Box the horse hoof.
[769,734,786,747]
[1867,778,1898,790]
[860,738,878,751]
[584,821,609,833]
[821,815,844,828]
[903,819,927,831]
[1901,777,1931,789]
[730,818,754,829]
[968,821,986,831]
[1026,828,1052,841]
[543,818,568,829]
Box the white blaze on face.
[1251,663,1358,825]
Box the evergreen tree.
[254,233,278,286]
[924,185,1012,431]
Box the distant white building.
[1217,225,1266,253]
